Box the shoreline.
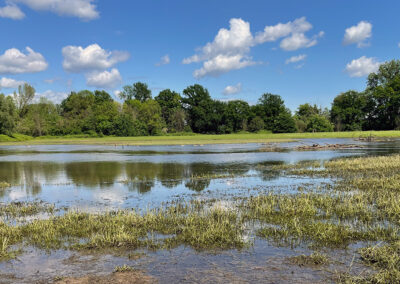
[0,131,399,146]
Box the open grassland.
[1,130,400,146]
[1,154,400,282]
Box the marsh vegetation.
[1,141,400,282]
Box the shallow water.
[1,138,400,282]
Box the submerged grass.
[0,202,55,218]
[288,252,330,266]
[0,203,247,258]
[1,153,400,282]
[261,154,400,282]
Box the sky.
[0,0,399,111]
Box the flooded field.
[1,138,400,283]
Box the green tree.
[365,60,400,130]
[331,91,366,131]
[306,114,334,132]
[257,93,286,130]
[14,83,35,118]
[273,109,296,133]
[296,103,320,119]
[295,103,331,133]
[224,100,250,132]
[124,99,165,135]
[17,98,62,136]
[0,94,17,135]
[60,90,95,134]
[120,82,152,102]
[182,84,215,133]
[248,116,265,132]
[169,108,186,132]
[155,89,183,131]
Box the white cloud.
[193,54,257,79]
[0,77,25,88]
[0,4,25,19]
[343,21,372,48]
[285,54,307,64]
[280,32,322,51]
[223,83,242,95]
[11,0,99,20]
[184,18,253,64]
[256,17,323,51]
[156,54,170,66]
[86,68,122,89]
[113,90,121,97]
[62,44,130,73]
[0,47,48,74]
[35,90,68,103]
[345,56,380,77]
[255,17,312,43]
[183,18,257,78]
[184,17,322,78]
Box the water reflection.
[0,139,399,205]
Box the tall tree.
[182,84,214,133]
[0,94,17,135]
[120,82,152,102]
[365,60,400,130]
[14,83,35,117]
[331,91,366,131]
[224,100,250,132]
[258,93,286,130]
[155,89,183,130]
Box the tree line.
[1,60,400,137]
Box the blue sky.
[0,0,399,111]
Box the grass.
[0,202,55,218]
[0,202,247,261]
[0,182,10,189]
[288,252,330,266]
[0,130,399,146]
[1,153,400,281]
[261,154,400,282]
[113,265,136,273]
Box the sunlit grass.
[0,130,400,145]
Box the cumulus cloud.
[280,31,323,51]
[155,54,170,66]
[345,56,380,77]
[0,77,25,88]
[0,47,48,74]
[35,90,68,103]
[255,17,312,44]
[285,54,307,64]
[0,4,25,19]
[62,44,128,88]
[193,54,257,78]
[183,18,257,78]
[223,83,242,95]
[11,0,99,20]
[184,17,322,78]
[62,44,129,73]
[86,68,122,89]
[343,21,372,48]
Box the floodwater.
[1,138,400,283]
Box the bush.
[306,115,334,132]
